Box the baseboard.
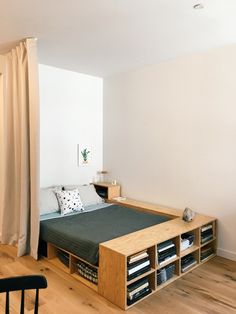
[217,248,236,262]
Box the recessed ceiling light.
[193,3,204,9]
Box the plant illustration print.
[81,148,90,163]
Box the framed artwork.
[77,144,91,166]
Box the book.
[127,282,149,298]
[201,234,213,244]
[127,257,150,269]
[158,243,175,253]
[129,250,147,259]
[127,277,148,292]
[201,224,213,233]
[201,247,213,254]
[158,247,176,259]
[128,251,149,264]
[127,265,151,281]
[127,287,151,305]
[127,260,150,275]
[159,254,177,266]
[201,253,214,262]
[157,240,175,253]
[181,260,197,272]
[201,247,214,261]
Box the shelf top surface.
[111,198,183,217]
[93,182,120,188]
[100,198,216,256]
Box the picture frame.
[77,144,92,166]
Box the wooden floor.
[0,245,236,314]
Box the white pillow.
[55,189,84,215]
[64,184,103,206]
[40,188,60,215]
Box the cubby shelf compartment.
[180,228,200,252]
[156,236,179,269]
[200,254,216,264]
[46,242,99,292]
[180,245,199,258]
[127,268,155,285]
[48,257,70,274]
[157,260,179,288]
[156,275,178,291]
[93,182,121,200]
[126,272,155,308]
[200,239,216,264]
[126,246,155,283]
[181,250,199,274]
[200,221,216,245]
[181,263,199,276]
[126,290,156,309]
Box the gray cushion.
[64,184,103,207]
[40,187,61,215]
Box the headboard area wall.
[39,64,103,187]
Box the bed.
[40,203,170,265]
[39,185,217,310]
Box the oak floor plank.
[0,245,235,314]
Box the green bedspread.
[40,204,170,265]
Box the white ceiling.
[1,0,236,77]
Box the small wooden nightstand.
[93,182,121,200]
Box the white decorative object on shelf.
[183,207,195,222]
[97,170,108,182]
[112,196,126,201]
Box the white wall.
[103,44,236,261]
[39,64,103,186]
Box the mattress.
[40,204,170,265]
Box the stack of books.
[77,260,98,284]
[181,233,195,252]
[127,250,151,281]
[201,247,214,262]
[157,240,177,266]
[157,263,175,286]
[201,224,213,244]
[181,253,197,273]
[127,277,151,305]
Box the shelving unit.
[99,216,217,310]
[47,243,99,292]
[43,198,217,311]
[93,182,121,200]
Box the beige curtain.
[0,38,40,259]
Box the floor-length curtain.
[0,38,40,259]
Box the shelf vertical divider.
[99,244,127,310]
[196,227,201,247]
[176,235,181,276]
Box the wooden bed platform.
[45,198,217,310]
